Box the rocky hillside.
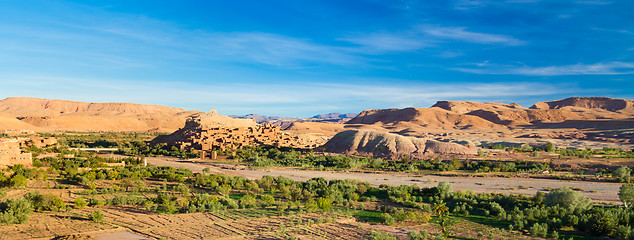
[323,130,477,158]
[531,97,634,113]
[0,97,201,132]
[349,97,633,128]
[347,107,498,129]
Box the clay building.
[19,137,58,148]
[0,139,32,166]
[152,113,318,159]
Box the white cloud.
[341,33,432,53]
[453,62,634,76]
[0,74,579,117]
[341,25,525,54]
[418,26,526,46]
[197,32,357,67]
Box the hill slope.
[0,97,201,132]
[323,130,477,158]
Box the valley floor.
[146,156,623,203]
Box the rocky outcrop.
[530,97,634,113]
[323,130,477,159]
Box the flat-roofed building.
[0,139,32,166]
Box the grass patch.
[228,193,245,200]
[461,215,510,229]
[353,209,382,223]
[364,188,387,200]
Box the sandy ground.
[146,156,623,203]
[93,231,152,240]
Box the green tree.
[316,197,331,211]
[433,201,453,237]
[10,175,27,188]
[260,194,275,207]
[437,182,453,198]
[619,183,634,208]
[544,142,555,152]
[544,187,592,213]
[529,222,548,237]
[614,166,631,183]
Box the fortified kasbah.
[152,111,319,159]
[20,137,58,149]
[0,138,32,166]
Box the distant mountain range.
[1,96,632,149]
[229,112,358,123]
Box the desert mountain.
[349,97,633,128]
[323,130,477,158]
[531,97,634,113]
[347,107,499,129]
[300,97,634,149]
[0,97,201,132]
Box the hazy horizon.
[1,1,633,117]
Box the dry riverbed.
[146,156,623,203]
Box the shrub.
[143,200,157,211]
[408,230,428,240]
[613,225,631,239]
[220,198,239,209]
[24,191,66,212]
[74,198,87,209]
[89,210,104,222]
[0,198,32,224]
[369,230,397,240]
[381,213,395,226]
[529,222,548,237]
[544,142,555,152]
[10,175,27,188]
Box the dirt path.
[145,157,623,203]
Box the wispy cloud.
[0,74,580,116]
[590,27,633,35]
[342,25,525,54]
[453,61,634,76]
[341,32,432,53]
[198,32,356,67]
[418,26,526,46]
[0,16,358,69]
[453,0,540,10]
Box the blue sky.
[0,0,632,117]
